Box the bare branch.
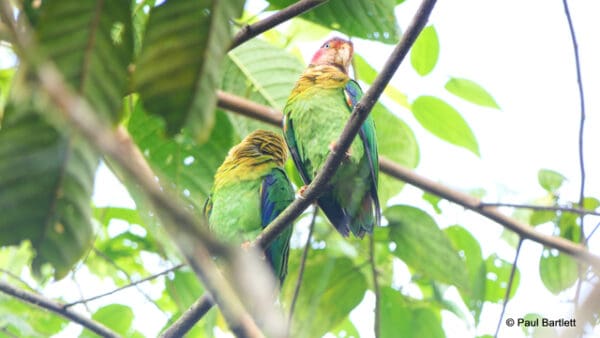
[160,294,215,338]
[253,0,438,251]
[480,202,600,217]
[0,280,121,338]
[494,238,523,338]
[63,264,184,309]
[561,0,588,307]
[288,206,318,331]
[230,0,328,50]
[369,235,381,338]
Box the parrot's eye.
[324,43,330,49]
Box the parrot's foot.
[328,141,351,159]
[240,241,251,250]
[297,185,308,199]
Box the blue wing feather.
[260,168,294,284]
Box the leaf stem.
[494,238,523,338]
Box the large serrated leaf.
[410,25,439,76]
[411,95,480,156]
[222,39,304,136]
[283,254,367,338]
[127,100,236,212]
[372,103,419,204]
[37,0,133,124]
[135,0,244,141]
[0,106,97,279]
[267,0,399,44]
[386,205,469,291]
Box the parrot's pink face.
[309,38,354,74]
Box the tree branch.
[494,238,523,338]
[369,235,381,338]
[0,280,121,338]
[230,0,328,50]
[561,0,587,307]
[479,202,600,217]
[63,264,184,309]
[288,206,318,331]
[160,294,215,338]
[253,0,438,251]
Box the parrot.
[203,130,295,285]
[283,37,380,238]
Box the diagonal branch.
[0,280,121,338]
[160,294,215,338]
[479,202,600,217]
[494,238,523,338]
[253,0,438,251]
[230,0,328,50]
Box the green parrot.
[203,130,295,285]
[283,37,380,238]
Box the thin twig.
[494,238,523,338]
[230,0,328,50]
[287,206,318,331]
[586,221,600,244]
[160,294,215,338]
[88,247,166,313]
[71,272,92,314]
[216,91,600,270]
[369,235,381,338]
[561,0,587,308]
[63,264,184,309]
[0,280,121,338]
[480,202,600,217]
[253,0,438,252]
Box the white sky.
[2,0,599,337]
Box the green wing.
[260,167,295,285]
[344,80,381,226]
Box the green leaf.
[379,287,444,338]
[330,318,360,338]
[410,26,439,76]
[354,53,409,108]
[127,99,236,212]
[538,169,566,193]
[283,255,367,338]
[222,39,304,136]
[0,105,97,279]
[411,95,480,156]
[539,249,578,294]
[372,103,419,204]
[267,0,399,44]
[529,209,556,226]
[37,0,134,123]
[0,67,15,120]
[166,269,204,311]
[445,225,486,324]
[386,205,469,291]
[135,0,244,141]
[445,77,500,109]
[422,191,442,214]
[484,254,520,302]
[583,197,600,211]
[83,304,133,337]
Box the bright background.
[1,0,599,337]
